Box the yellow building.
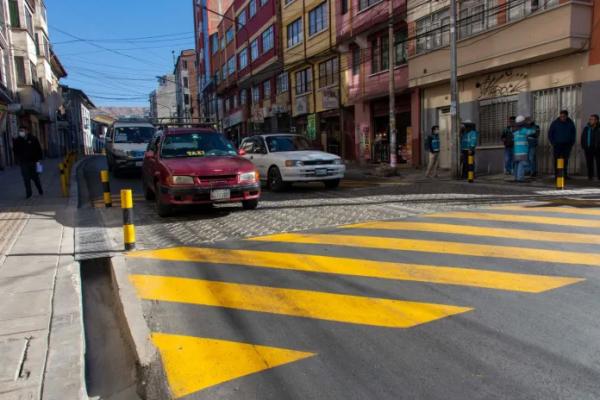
[281,0,344,155]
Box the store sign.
[251,106,264,123]
[322,88,338,109]
[476,69,528,99]
[294,96,308,116]
[307,113,316,140]
[222,110,243,129]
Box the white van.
[105,120,156,175]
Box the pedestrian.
[425,125,441,178]
[13,128,44,199]
[548,110,576,178]
[460,120,478,179]
[512,116,530,182]
[501,116,516,175]
[581,114,600,180]
[525,117,540,177]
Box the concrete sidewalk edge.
[109,255,171,399]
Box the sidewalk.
[0,159,85,399]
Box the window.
[370,39,379,73]
[460,0,498,38]
[211,34,219,54]
[295,68,312,95]
[252,85,260,103]
[416,8,450,54]
[358,0,382,11]
[381,36,389,71]
[262,26,274,53]
[183,77,189,88]
[228,56,236,75]
[394,31,407,65]
[0,1,5,31]
[38,34,50,59]
[221,36,226,50]
[352,46,360,75]
[215,68,220,83]
[285,0,295,4]
[250,39,259,61]
[30,61,37,86]
[183,60,188,69]
[308,2,327,36]
[277,72,289,94]
[264,80,271,98]
[318,57,338,88]
[237,10,247,30]
[479,96,518,145]
[249,0,257,17]
[184,94,190,105]
[240,89,247,105]
[8,0,19,28]
[287,18,302,47]
[14,56,25,85]
[238,47,248,69]
[341,0,348,14]
[222,64,227,79]
[226,27,234,44]
[24,4,33,37]
[260,0,268,6]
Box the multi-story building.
[174,49,200,122]
[149,74,177,123]
[0,0,17,168]
[60,85,95,155]
[336,0,411,163]
[408,0,597,174]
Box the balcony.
[408,1,592,88]
[18,85,43,115]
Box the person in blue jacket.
[525,117,540,177]
[512,116,530,182]
[581,114,600,180]
[425,125,441,178]
[548,110,576,178]
[460,120,478,179]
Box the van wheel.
[268,167,288,192]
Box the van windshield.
[114,127,155,143]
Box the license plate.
[135,161,143,167]
[210,189,231,201]
[315,168,327,176]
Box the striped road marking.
[342,221,600,245]
[492,205,600,217]
[249,233,600,267]
[424,212,600,228]
[129,247,583,293]
[129,274,472,328]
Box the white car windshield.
[161,132,237,158]
[266,135,311,152]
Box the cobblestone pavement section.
[80,156,600,250]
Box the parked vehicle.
[142,126,260,217]
[105,120,156,175]
[239,134,345,191]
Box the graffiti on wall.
[476,70,528,99]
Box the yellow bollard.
[556,158,565,190]
[59,163,68,197]
[100,170,112,208]
[467,151,475,183]
[121,189,136,251]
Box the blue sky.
[46,0,195,107]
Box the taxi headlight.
[239,171,258,182]
[170,176,194,185]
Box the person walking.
[512,116,530,182]
[425,125,441,178]
[13,128,43,199]
[501,116,516,175]
[581,114,600,180]
[525,117,540,177]
[548,110,576,178]
[460,120,478,179]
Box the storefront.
[369,95,412,164]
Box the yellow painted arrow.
[152,332,316,398]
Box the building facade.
[0,0,17,168]
[60,85,95,155]
[149,74,177,123]
[175,49,200,122]
[408,0,598,175]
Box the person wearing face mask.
[425,125,441,178]
[13,127,43,199]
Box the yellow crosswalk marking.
[493,205,600,217]
[424,211,600,228]
[152,332,315,398]
[129,247,583,293]
[130,275,472,328]
[250,233,600,267]
[342,221,600,245]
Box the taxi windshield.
[160,132,237,158]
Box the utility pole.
[449,0,461,178]
[388,0,397,170]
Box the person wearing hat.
[512,115,530,182]
[460,120,478,179]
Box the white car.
[240,134,345,191]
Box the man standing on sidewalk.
[548,110,576,178]
[13,128,43,199]
[525,117,540,177]
[501,116,516,175]
[460,121,479,179]
[581,114,600,181]
[425,125,441,178]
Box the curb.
[109,255,171,399]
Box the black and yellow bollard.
[556,158,565,190]
[59,163,68,197]
[467,151,475,183]
[100,170,112,208]
[121,189,136,251]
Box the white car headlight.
[285,160,304,167]
[170,176,195,185]
[239,171,258,182]
[333,159,343,165]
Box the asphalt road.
[80,156,600,399]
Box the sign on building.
[307,113,316,140]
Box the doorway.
[437,107,451,169]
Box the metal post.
[121,189,136,251]
[100,170,112,208]
[468,150,474,183]
[449,0,461,178]
[388,0,397,170]
[556,158,565,190]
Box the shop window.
[295,68,312,95]
[318,57,338,88]
[308,2,327,36]
[287,18,302,48]
[479,96,518,146]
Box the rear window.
[160,132,237,158]
[113,127,155,143]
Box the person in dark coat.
[581,114,600,180]
[13,128,43,198]
[501,116,516,175]
[548,110,576,178]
